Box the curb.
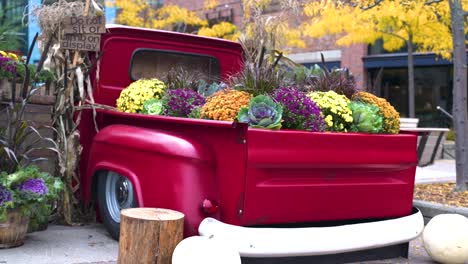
[413,200,468,223]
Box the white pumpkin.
[172,236,241,264]
[423,214,468,264]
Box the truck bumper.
[198,208,424,258]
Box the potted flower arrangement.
[0,166,59,248]
[0,58,60,246]
[0,50,38,101]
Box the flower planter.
[0,208,29,249]
[0,80,56,105]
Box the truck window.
[130,49,221,83]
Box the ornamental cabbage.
[142,99,164,115]
[237,95,282,129]
[349,101,384,133]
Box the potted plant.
[27,170,63,233]
[0,166,54,248]
[0,52,58,245]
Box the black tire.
[97,171,137,240]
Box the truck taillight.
[201,198,219,215]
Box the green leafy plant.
[141,99,164,115]
[34,69,56,84]
[197,81,228,97]
[237,95,283,129]
[0,166,62,222]
[349,101,384,133]
[28,171,63,232]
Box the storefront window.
[368,66,454,127]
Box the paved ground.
[415,159,456,184]
[0,224,436,264]
[0,224,118,264]
[0,160,457,264]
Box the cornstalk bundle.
[31,0,105,224]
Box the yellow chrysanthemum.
[308,91,353,132]
[116,79,166,113]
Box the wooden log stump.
[118,208,184,264]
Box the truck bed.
[83,110,417,230]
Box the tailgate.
[241,129,417,226]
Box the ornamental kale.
[142,99,164,115]
[272,87,326,132]
[162,88,206,117]
[349,101,384,133]
[237,95,283,129]
[0,184,12,207]
[17,178,48,196]
[0,166,62,222]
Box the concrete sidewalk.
[0,160,456,264]
[415,159,456,184]
[0,224,118,264]
[0,224,435,264]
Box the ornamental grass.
[352,91,400,134]
[200,89,252,121]
[308,91,353,132]
[116,79,167,113]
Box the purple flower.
[0,184,12,206]
[18,178,48,196]
[272,87,326,132]
[163,88,206,117]
[0,56,16,77]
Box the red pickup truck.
[80,25,423,260]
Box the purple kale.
[0,184,12,206]
[162,88,206,117]
[18,178,48,196]
[272,87,326,132]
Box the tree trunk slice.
[118,208,184,264]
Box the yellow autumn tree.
[302,0,467,118]
[111,0,154,28]
[109,1,207,32]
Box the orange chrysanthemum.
[200,89,252,121]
